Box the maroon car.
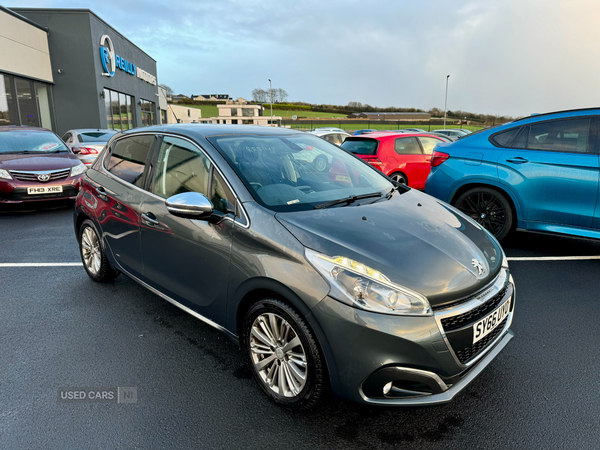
[0,127,86,204]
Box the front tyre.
[78,219,119,282]
[243,299,326,410]
[454,187,514,241]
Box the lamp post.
[268,78,273,126]
[443,74,450,130]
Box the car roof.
[119,124,319,139]
[345,132,445,140]
[512,107,600,123]
[68,129,116,133]
[310,130,350,136]
[0,126,51,132]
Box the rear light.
[362,155,383,168]
[431,151,450,167]
[73,147,99,155]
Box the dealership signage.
[99,35,156,86]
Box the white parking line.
[0,263,83,267]
[507,256,600,261]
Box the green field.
[268,110,347,118]
[288,122,484,133]
[184,104,219,118]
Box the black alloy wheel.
[454,187,514,240]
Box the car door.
[393,136,428,189]
[138,135,236,324]
[497,117,599,228]
[88,133,157,279]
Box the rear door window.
[394,137,422,155]
[106,135,155,187]
[525,118,590,153]
[150,136,211,199]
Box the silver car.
[62,129,118,166]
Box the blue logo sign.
[100,35,136,78]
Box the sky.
[10,0,600,117]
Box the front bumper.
[309,272,515,406]
[0,177,81,203]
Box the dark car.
[74,124,515,410]
[426,107,600,241]
[0,127,86,204]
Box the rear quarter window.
[340,138,379,155]
[490,127,521,147]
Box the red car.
[0,127,85,204]
[341,132,449,189]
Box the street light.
[268,78,273,126]
[443,74,450,130]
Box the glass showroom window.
[140,99,155,126]
[0,73,54,129]
[242,108,255,117]
[104,88,134,131]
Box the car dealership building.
[0,7,159,135]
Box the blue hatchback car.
[425,108,600,241]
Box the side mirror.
[165,192,213,219]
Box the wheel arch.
[230,277,341,395]
[388,170,408,184]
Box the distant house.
[205,103,281,126]
[171,94,190,102]
[347,112,431,120]
[193,94,230,101]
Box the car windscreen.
[78,131,117,142]
[0,131,69,154]
[208,133,393,212]
[340,138,379,155]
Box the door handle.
[94,186,106,195]
[506,157,529,164]
[141,212,160,226]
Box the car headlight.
[305,248,432,316]
[0,169,12,180]
[70,163,86,177]
[502,252,508,269]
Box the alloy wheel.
[457,191,507,236]
[81,227,101,275]
[391,173,407,184]
[249,313,308,397]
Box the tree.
[252,88,268,103]
[159,84,174,96]
[275,88,288,103]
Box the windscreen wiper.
[315,192,382,209]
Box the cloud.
[9,0,600,116]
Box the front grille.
[441,284,509,332]
[9,169,70,182]
[455,318,507,363]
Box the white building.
[208,103,281,126]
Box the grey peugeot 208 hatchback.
[74,124,515,410]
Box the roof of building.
[10,7,156,62]
[1,5,48,31]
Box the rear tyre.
[78,219,120,282]
[242,299,326,410]
[454,187,514,241]
[390,172,407,185]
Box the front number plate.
[472,298,511,344]
[27,186,63,195]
